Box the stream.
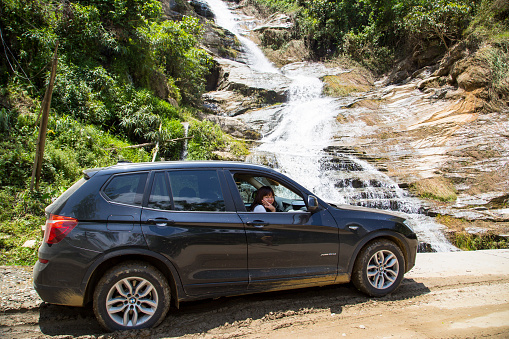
[206,0,457,252]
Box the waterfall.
[205,0,279,73]
[207,0,456,252]
[181,122,189,160]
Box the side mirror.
[307,195,319,213]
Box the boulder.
[456,65,491,91]
[188,0,214,19]
[434,42,469,77]
[202,90,262,116]
[203,113,261,140]
[161,0,195,19]
[252,13,294,31]
[200,23,242,60]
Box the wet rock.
[417,76,441,90]
[189,0,214,19]
[202,90,259,116]
[161,0,195,20]
[418,242,437,253]
[253,13,293,50]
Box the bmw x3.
[34,161,418,331]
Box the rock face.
[203,58,292,116]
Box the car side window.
[148,172,172,210]
[168,170,225,212]
[233,173,305,212]
[103,172,148,206]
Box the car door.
[227,171,339,291]
[141,169,248,297]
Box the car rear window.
[103,173,148,206]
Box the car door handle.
[246,220,269,228]
[147,218,175,226]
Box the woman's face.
[262,193,274,205]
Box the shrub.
[453,231,509,251]
[187,120,226,160]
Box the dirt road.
[1,250,508,338]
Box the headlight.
[402,219,414,232]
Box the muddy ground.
[1,251,509,338]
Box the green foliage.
[0,0,245,265]
[0,107,12,132]
[342,26,394,73]
[466,0,509,40]
[453,232,509,251]
[487,44,509,93]
[403,0,473,50]
[155,18,212,103]
[187,120,226,160]
[250,0,300,14]
[2,0,212,143]
[251,0,492,71]
[0,0,58,89]
[158,118,185,160]
[0,188,47,265]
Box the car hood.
[326,202,406,220]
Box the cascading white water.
[205,0,278,73]
[207,0,456,251]
[181,122,190,160]
[255,69,345,201]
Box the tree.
[403,0,473,50]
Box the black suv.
[34,161,417,331]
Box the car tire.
[93,261,171,331]
[352,239,405,297]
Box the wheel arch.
[348,231,413,276]
[82,249,183,309]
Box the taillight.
[43,214,79,244]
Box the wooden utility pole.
[30,42,58,191]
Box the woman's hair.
[250,186,274,211]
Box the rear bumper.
[33,260,86,307]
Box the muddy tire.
[352,239,405,297]
[93,261,171,331]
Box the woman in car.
[250,186,276,212]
